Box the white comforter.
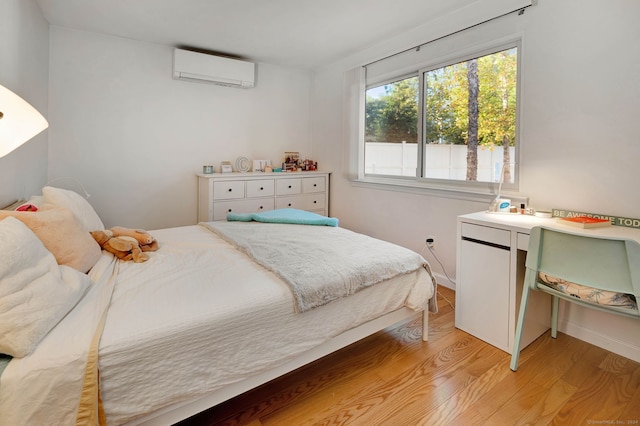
[0,224,434,425]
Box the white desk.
[455,211,640,355]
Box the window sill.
[351,175,529,206]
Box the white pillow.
[43,186,104,231]
[0,217,91,357]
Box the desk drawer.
[517,233,530,251]
[461,222,510,248]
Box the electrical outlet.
[425,235,436,248]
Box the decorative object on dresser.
[235,157,250,173]
[252,160,271,172]
[282,151,299,171]
[301,158,318,171]
[220,161,233,173]
[197,171,330,222]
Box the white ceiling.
[36,0,478,69]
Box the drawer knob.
[228,209,232,212]
[288,185,292,189]
[260,187,264,190]
[228,188,232,192]
[259,206,263,210]
[313,184,317,187]
[313,200,317,204]
[288,203,292,207]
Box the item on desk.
[533,210,550,218]
[496,198,511,212]
[556,216,612,229]
[202,165,214,174]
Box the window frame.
[358,37,524,201]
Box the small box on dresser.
[197,171,330,222]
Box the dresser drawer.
[276,178,301,195]
[246,179,274,198]
[213,199,275,220]
[213,181,245,200]
[302,177,325,193]
[276,194,325,211]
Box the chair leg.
[510,284,532,371]
[551,296,559,339]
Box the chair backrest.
[526,226,640,313]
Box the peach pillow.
[0,207,101,273]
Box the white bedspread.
[0,224,434,425]
[202,221,429,312]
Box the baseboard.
[559,319,640,363]
[433,272,455,291]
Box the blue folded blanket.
[227,208,339,227]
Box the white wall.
[312,0,640,358]
[48,27,313,229]
[0,0,49,207]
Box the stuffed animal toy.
[90,227,158,263]
[110,226,159,252]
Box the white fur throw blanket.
[201,221,431,313]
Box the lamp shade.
[0,84,49,158]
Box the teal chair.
[510,226,640,371]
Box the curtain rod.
[364,4,533,68]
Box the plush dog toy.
[90,227,158,263]
[110,226,159,252]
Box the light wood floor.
[178,287,640,426]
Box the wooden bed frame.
[130,307,428,425]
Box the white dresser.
[197,171,330,222]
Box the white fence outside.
[365,142,515,183]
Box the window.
[363,44,519,188]
[365,76,419,176]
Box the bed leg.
[421,310,429,342]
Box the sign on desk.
[552,209,640,229]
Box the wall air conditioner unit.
[172,48,255,88]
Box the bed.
[0,187,436,425]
